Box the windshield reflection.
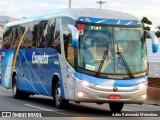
[77,24,147,76]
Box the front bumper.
[75,82,147,104]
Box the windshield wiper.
[97,43,109,76]
[117,44,134,78]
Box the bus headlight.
[138,83,146,89]
[78,92,84,97]
[73,75,95,87]
[78,80,95,87]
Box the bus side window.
[12,26,20,49]
[62,17,75,67]
[27,23,34,48]
[53,18,61,53]
[3,27,12,49]
[21,24,29,48]
[32,22,40,48]
[38,20,48,48]
[47,18,56,48]
[42,20,48,47]
[18,25,25,48]
[46,18,61,54]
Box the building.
[0,26,2,39]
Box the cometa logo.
[32,52,49,64]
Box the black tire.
[12,76,30,99]
[109,103,124,113]
[53,82,69,108]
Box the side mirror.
[68,25,79,48]
[145,31,158,53]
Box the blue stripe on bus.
[16,68,40,94]
[74,72,147,87]
[17,49,48,95]
[113,76,147,87]
[78,17,141,26]
[15,48,65,98]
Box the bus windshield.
[77,24,147,76]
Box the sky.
[0,0,160,31]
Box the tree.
[155,26,160,37]
[141,17,152,31]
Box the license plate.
[108,94,121,99]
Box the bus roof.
[5,8,140,28]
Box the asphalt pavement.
[0,85,160,120]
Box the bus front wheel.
[53,82,69,108]
[109,103,124,113]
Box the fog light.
[142,94,147,99]
[78,92,84,97]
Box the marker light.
[78,80,95,87]
[138,83,146,89]
[78,92,84,97]
[73,75,95,87]
[80,80,90,87]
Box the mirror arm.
[145,30,158,53]
[68,25,79,48]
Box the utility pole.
[69,0,71,8]
[96,1,106,10]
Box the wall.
[146,38,160,78]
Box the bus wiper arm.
[117,44,134,78]
[97,43,109,76]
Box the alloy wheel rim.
[13,82,16,96]
[56,87,61,105]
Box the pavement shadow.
[15,96,113,117]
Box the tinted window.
[3,27,12,49]
[21,24,30,48]
[53,18,61,53]
[30,20,48,48]
[46,18,56,47]
[62,17,75,67]
[47,18,61,53]
[3,26,25,49]
[36,20,48,48]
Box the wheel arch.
[12,70,17,88]
[12,71,17,79]
[52,74,59,97]
[51,73,65,99]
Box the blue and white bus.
[1,8,158,112]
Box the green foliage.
[144,26,150,31]
[141,17,152,31]
[155,26,160,37]
[141,17,153,38]
[141,17,152,25]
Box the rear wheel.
[12,76,30,99]
[109,103,124,113]
[53,82,69,108]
